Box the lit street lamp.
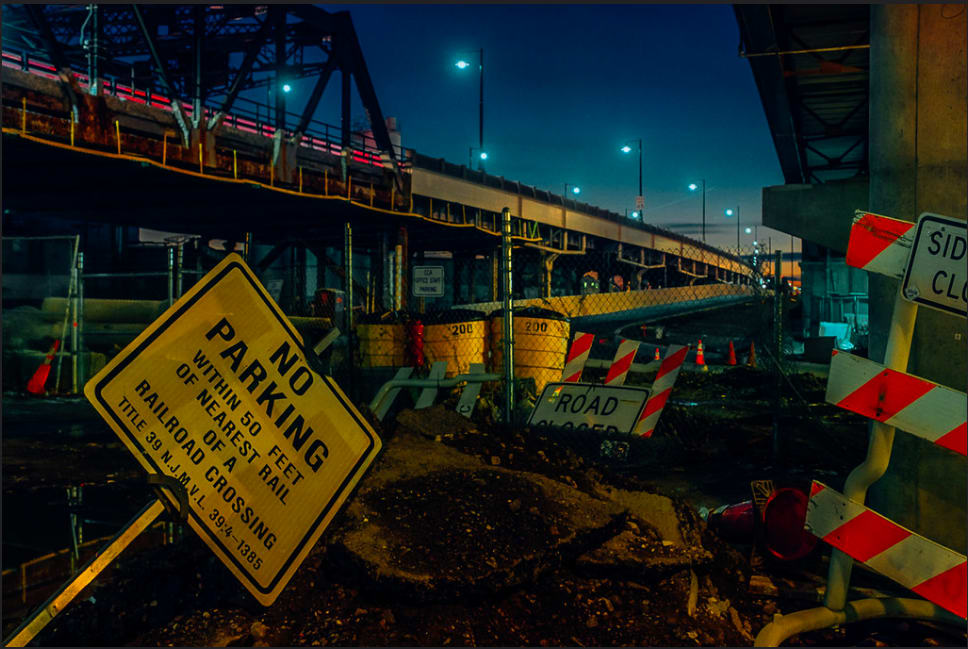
[455,48,485,171]
[564,183,581,200]
[469,146,488,168]
[621,138,643,217]
[688,179,706,242]
[724,205,740,250]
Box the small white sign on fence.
[412,265,444,297]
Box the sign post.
[82,253,382,606]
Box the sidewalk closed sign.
[901,213,967,318]
[84,254,382,605]
[528,382,649,434]
[412,265,444,297]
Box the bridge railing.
[1,49,412,171]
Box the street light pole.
[637,139,643,205]
[726,205,741,251]
[478,47,484,171]
[621,138,644,217]
[701,178,706,242]
[688,178,706,242]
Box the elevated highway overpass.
[3,50,755,310]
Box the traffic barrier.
[490,307,570,395]
[727,340,737,366]
[806,482,966,619]
[695,339,708,372]
[423,309,487,378]
[634,344,688,438]
[357,320,406,368]
[826,350,966,456]
[604,339,640,386]
[562,331,594,382]
[746,341,757,368]
[756,210,967,646]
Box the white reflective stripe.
[804,484,866,538]
[604,339,640,386]
[866,533,967,590]
[885,385,967,443]
[825,351,881,404]
[633,345,687,436]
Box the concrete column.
[867,4,966,552]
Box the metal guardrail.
[1,49,412,170]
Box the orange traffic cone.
[746,342,757,368]
[26,340,60,395]
[727,340,737,366]
[695,339,708,372]
[654,347,661,361]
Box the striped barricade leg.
[826,350,967,456]
[603,339,640,386]
[561,331,594,383]
[633,344,688,438]
[415,361,447,409]
[806,482,967,619]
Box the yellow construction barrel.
[489,307,570,395]
[423,309,488,377]
[357,312,406,368]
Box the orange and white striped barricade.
[806,482,966,619]
[845,211,917,279]
[603,339,640,386]
[633,344,688,438]
[826,350,966,456]
[561,331,594,383]
[756,211,967,646]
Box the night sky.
[277,3,793,253]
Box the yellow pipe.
[21,97,26,133]
[347,175,352,199]
[324,169,328,195]
[115,120,121,155]
[233,150,237,179]
[162,132,167,166]
[198,142,203,174]
[70,112,75,147]
[299,166,303,193]
[754,598,963,647]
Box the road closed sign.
[901,213,967,318]
[528,382,649,434]
[84,253,382,605]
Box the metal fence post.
[70,249,80,394]
[76,252,85,389]
[772,249,783,463]
[501,207,514,424]
[176,243,184,298]
[344,222,354,394]
[166,246,175,306]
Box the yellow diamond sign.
[84,253,381,605]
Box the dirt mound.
[327,430,626,602]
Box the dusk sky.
[280,4,793,253]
